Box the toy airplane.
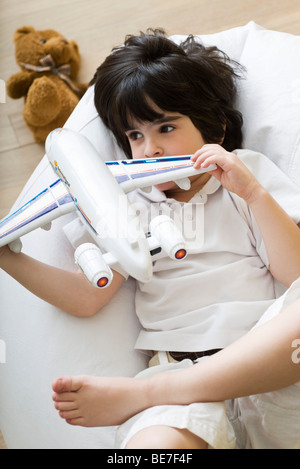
[0,128,216,287]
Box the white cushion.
[1,22,299,449]
[237,26,300,184]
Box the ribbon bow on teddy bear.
[20,54,83,96]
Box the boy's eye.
[127,131,143,141]
[160,125,175,133]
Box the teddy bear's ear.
[14,26,35,43]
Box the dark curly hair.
[90,29,244,158]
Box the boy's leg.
[125,425,208,449]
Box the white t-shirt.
[128,149,300,353]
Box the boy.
[2,30,300,448]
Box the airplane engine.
[149,215,187,261]
[74,243,113,288]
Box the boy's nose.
[144,140,163,158]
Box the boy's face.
[125,109,206,192]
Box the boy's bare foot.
[52,375,147,427]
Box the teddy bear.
[6,26,88,143]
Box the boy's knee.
[125,425,207,449]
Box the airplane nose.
[45,128,66,162]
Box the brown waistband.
[169,349,222,362]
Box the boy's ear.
[219,123,226,144]
[220,116,227,145]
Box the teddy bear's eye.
[40,39,47,44]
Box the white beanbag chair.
[1,21,300,448]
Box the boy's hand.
[191,144,262,203]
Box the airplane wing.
[0,179,75,249]
[106,156,216,193]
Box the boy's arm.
[192,145,300,287]
[0,246,125,317]
[245,186,300,286]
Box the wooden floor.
[1,0,300,450]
